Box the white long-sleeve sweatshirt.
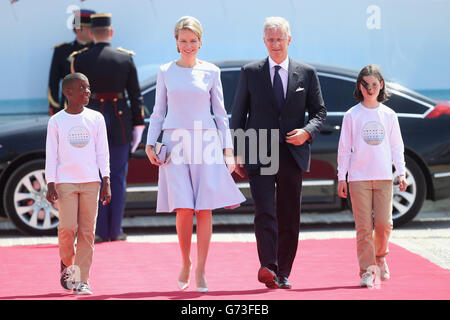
[45,108,110,183]
[337,103,406,182]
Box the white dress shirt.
[268,56,289,98]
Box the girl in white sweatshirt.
[337,65,408,288]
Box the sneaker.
[60,261,74,292]
[360,271,375,288]
[73,282,93,295]
[377,259,390,280]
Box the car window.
[220,70,240,113]
[319,75,356,112]
[384,92,430,114]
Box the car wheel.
[3,159,59,235]
[345,155,426,228]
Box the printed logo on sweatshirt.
[362,121,385,145]
[67,126,90,148]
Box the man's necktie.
[273,65,285,110]
[273,65,285,142]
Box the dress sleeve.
[146,67,167,146]
[210,67,233,149]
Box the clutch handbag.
[155,142,167,163]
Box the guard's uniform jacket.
[71,42,145,145]
[47,40,92,114]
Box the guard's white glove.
[131,125,145,153]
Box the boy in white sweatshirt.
[45,73,111,295]
[337,65,407,288]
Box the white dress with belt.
[146,61,245,213]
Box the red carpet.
[0,239,449,300]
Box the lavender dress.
[146,61,245,212]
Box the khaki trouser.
[56,182,100,283]
[349,180,393,277]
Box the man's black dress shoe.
[258,267,279,289]
[94,235,108,244]
[278,276,292,289]
[111,232,127,241]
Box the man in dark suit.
[71,13,145,243]
[230,17,326,289]
[47,9,96,115]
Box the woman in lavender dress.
[145,16,245,293]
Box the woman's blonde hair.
[174,16,203,40]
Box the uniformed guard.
[47,9,96,115]
[71,13,146,243]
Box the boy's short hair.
[354,64,390,102]
[62,73,88,93]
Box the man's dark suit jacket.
[230,57,327,173]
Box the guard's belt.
[91,92,124,101]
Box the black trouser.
[248,143,303,278]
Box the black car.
[1,60,449,235]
